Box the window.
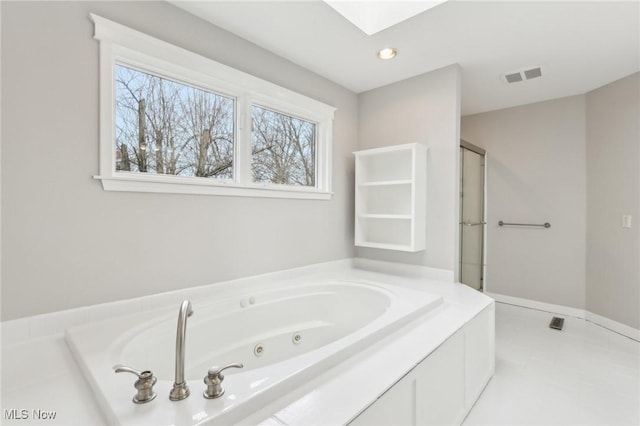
[115,65,235,179]
[92,14,334,199]
[251,105,316,186]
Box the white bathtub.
[66,279,443,425]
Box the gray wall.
[586,73,640,329]
[1,1,358,320]
[462,96,588,310]
[356,65,462,275]
[462,74,640,330]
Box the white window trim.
[91,14,335,200]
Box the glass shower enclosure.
[459,140,486,291]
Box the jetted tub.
[66,279,443,425]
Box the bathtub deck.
[1,259,492,426]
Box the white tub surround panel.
[349,306,494,426]
[1,259,493,426]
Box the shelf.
[354,241,418,252]
[357,184,412,216]
[354,149,413,182]
[358,214,412,220]
[358,180,412,187]
[354,143,427,252]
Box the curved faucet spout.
[169,300,193,401]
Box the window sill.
[94,175,333,200]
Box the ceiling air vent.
[524,67,542,80]
[504,72,523,83]
[503,66,543,84]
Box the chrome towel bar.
[498,221,550,228]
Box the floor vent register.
[549,316,565,330]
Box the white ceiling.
[170,1,640,116]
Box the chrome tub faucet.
[169,300,193,401]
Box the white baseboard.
[585,311,640,342]
[486,292,586,319]
[486,292,639,342]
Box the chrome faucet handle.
[203,363,244,399]
[113,364,157,404]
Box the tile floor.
[464,303,640,426]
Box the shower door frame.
[459,139,486,292]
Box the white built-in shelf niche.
[354,143,427,252]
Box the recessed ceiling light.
[377,48,398,60]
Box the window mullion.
[236,95,253,185]
[317,119,332,191]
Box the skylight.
[324,0,449,35]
